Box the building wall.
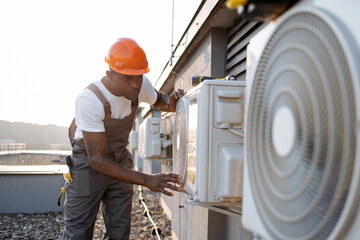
[208,211,253,240]
[173,32,212,92]
[161,28,252,240]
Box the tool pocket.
[75,170,91,197]
[69,155,92,198]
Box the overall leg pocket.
[75,170,90,197]
[69,154,93,197]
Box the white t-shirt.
[74,75,157,139]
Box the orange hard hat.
[105,38,150,75]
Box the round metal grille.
[173,98,188,187]
[246,9,358,239]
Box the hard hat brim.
[111,67,150,76]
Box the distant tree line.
[0,120,71,150]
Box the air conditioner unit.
[138,117,170,159]
[173,80,246,204]
[129,130,138,150]
[243,0,360,239]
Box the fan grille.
[247,10,358,239]
[173,99,188,187]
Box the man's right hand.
[144,173,183,196]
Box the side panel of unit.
[195,84,210,202]
[208,84,245,202]
[182,86,201,196]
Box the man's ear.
[105,70,112,80]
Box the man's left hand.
[167,89,185,112]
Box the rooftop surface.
[0,187,172,239]
[0,154,172,239]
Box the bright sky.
[0,0,201,127]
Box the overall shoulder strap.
[87,83,111,116]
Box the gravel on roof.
[0,187,172,240]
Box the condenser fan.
[246,8,360,240]
[173,98,188,188]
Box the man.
[63,38,185,239]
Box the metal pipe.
[170,0,175,66]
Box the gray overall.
[63,83,138,240]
